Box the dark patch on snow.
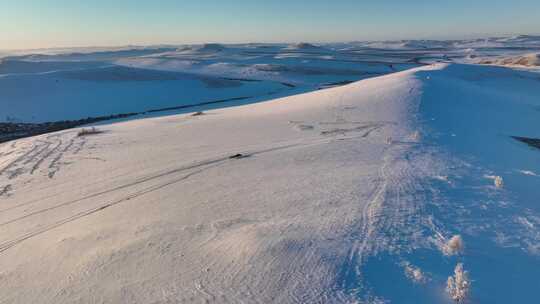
[318,80,355,90]
[0,184,12,197]
[512,136,540,150]
[0,112,137,144]
[229,153,249,159]
[0,95,254,144]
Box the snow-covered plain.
[1,37,540,303]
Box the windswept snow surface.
[0,62,539,303]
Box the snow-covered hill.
[0,62,538,303]
[0,44,408,123]
[0,62,288,123]
[3,36,539,124]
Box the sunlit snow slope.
[0,63,538,303]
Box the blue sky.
[1,0,539,49]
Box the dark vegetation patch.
[0,95,257,144]
[318,80,355,90]
[280,82,297,88]
[0,112,137,144]
[223,77,262,82]
[512,136,540,150]
[146,96,250,113]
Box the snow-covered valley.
[0,38,539,303]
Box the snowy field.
[0,36,539,303]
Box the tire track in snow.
[338,146,393,297]
[23,140,52,165]
[30,139,62,174]
[0,137,320,227]
[0,184,12,197]
[0,129,388,256]
[0,165,213,254]
[0,133,89,207]
[0,144,40,176]
[0,156,231,228]
[334,78,427,300]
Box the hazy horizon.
[2,34,540,52]
[2,0,540,50]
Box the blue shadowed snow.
[336,63,539,304]
[415,64,540,303]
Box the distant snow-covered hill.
[2,37,539,124]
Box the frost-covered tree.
[494,176,504,189]
[446,263,471,303]
[444,235,465,256]
[411,131,421,142]
[402,261,428,284]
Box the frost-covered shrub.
[443,235,464,256]
[402,261,428,284]
[77,127,103,137]
[447,263,471,303]
[494,176,504,189]
[411,131,421,142]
